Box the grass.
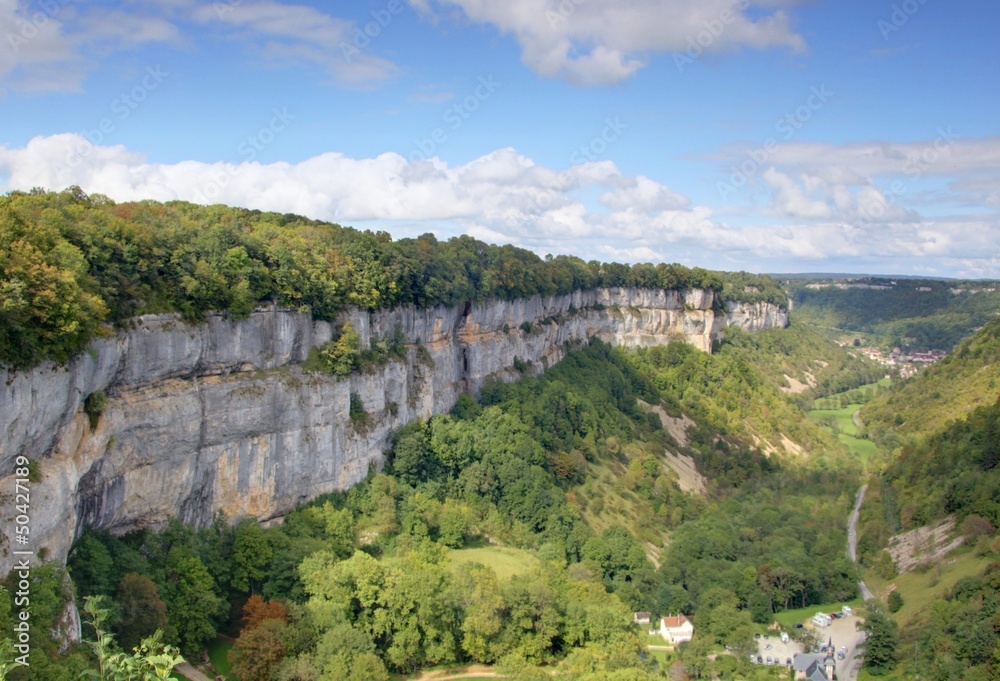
[807,402,879,464]
[447,545,540,581]
[206,637,237,681]
[771,598,864,630]
[862,546,994,629]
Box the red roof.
[662,614,690,628]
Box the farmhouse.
[659,614,694,644]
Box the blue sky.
[1,0,998,277]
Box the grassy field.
[806,378,891,465]
[206,637,237,681]
[771,598,863,629]
[808,403,878,462]
[447,545,539,580]
[863,547,993,629]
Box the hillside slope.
[861,317,1000,449]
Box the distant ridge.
[767,273,998,282]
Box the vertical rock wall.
[0,288,787,574]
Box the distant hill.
[861,316,1000,450]
[770,273,977,281]
[787,277,1000,351]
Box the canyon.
[0,287,787,576]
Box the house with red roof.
[659,614,694,645]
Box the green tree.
[859,601,898,675]
[68,533,115,597]
[162,547,226,656]
[887,590,903,613]
[233,518,275,592]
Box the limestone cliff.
[0,287,786,574]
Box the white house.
[660,614,694,644]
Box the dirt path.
[408,665,500,680]
[175,662,214,681]
[852,410,864,431]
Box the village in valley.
[636,606,861,681]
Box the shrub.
[83,390,107,431]
[887,590,903,613]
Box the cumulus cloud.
[411,0,806,85]
[713,133,1000,244]
[1,134,997,276]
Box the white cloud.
[1,134,997,276]
[412,0,806,85]
[0,0,401,93]
[192,1,399,84]
[599,176,690,212]
[763,168,831,219]
[0,0,84,92]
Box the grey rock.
[0,288,785,575]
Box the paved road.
[843,484,874,681]
[847,484,874,601]
[836,622,867,681]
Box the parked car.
[757,656,763,664]
[786,658,793,666]
[793,623,804,629]
[766,656,772,665]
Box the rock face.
[0,287,786,574]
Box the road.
[852,409,864,432]
[842,484,873,681]
[842,629,868,681]
[847,484,874,601]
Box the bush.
[887,590,903,613]
[320,322,361,377]
[83,390,107,431]
[349,393,369,430]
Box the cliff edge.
[0,287,786,574]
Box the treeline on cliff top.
[0,187,785,369]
